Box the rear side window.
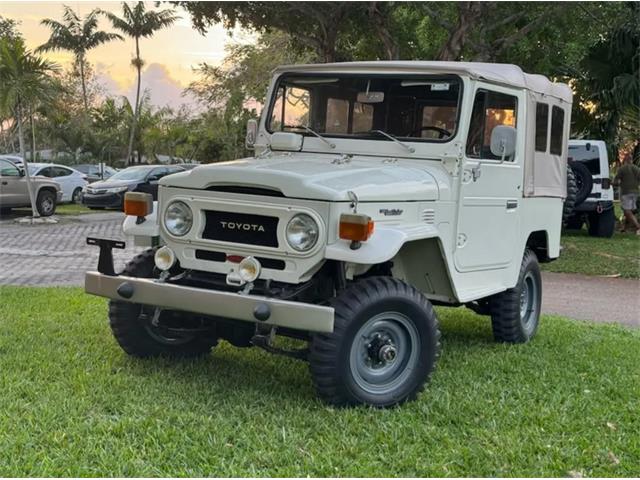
[535,103,549,152]
[53,167,72,177]
[550,106,565,155]
[466,90,517,160]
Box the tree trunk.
[126,37,142,165]
[369,2,400,60]
[437,2,483,61]
[17,103,38,217]
[79,54,89,113]
[29,106,36,161]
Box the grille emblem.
[220,221,266,232]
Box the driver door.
[0,159,27,206]
[454,85,523,272]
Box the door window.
[0,159,20,176]
[38,167,54,177]
[466,90,518,160]
[52,167,72,177]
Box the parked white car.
[27,163,88,203]
[0,154,24,167]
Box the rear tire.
[489,249,542,343]
[36,189,56,216]
[309,277,441,408]
[588,208,615,238]
[108,249,217,358]
[72,187,82,204]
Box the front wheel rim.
[349,312,420,395]
[520,271,539,330]
[41,197,54,214]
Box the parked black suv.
[81,165,185,209]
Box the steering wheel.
[407,126,451,139]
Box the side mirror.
[245,119,258,150]
[490,125,517,162]
[147,175,160,183]
[19,168,25,177]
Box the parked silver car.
[0,158,63,216]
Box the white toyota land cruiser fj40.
[86,62,572,407]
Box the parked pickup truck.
[0,158,62,216]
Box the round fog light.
[238,256,261,283]
[154,246,176,271]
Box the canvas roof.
[275,61,573,103]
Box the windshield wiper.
[289,125,335,149]
[368,130,415,153]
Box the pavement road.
[0,212,637,327]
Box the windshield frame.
[265,72,464,145]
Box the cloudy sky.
[0,1,255,109]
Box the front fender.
[123,201,160,246]
[324,224,439,264]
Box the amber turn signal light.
[339,213,374,242]
[124,192,153,217]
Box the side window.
[0,159,20,177]
[325,98,349,134]
[39,167,54,177]
[53,167,72,177]
[270,86,311,131]
[466,90,518,160]
[550,106,565,155]
[535,103,549,152]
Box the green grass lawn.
[543,229,640,278]
[0,288,638,477]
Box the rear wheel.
[36,189,56,216]
[588,208,615,238]
[108,249,217,358]
[309,277,440,407]
[72,187,83,204]
[489,249,542,343]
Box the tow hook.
[596,203,604,214]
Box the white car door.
[49,166,74,202]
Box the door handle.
[1,181,7,185]
[471,164,481,181]
[506,200,518,210]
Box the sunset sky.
[0,1,255,108]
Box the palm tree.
[103,2,178,164]
[37,6,122,112]
[0,37,59,217]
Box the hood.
[161,153,441,202]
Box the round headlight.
[164,201,193,236]
[286,214,319,252]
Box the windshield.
[107,168,149,182]
[267,73,462,143]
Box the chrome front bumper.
[85,271,335,333]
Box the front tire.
[108,249,217,358]
[489,249,542,343]
[36,189,56,216]
[309,277,441,408]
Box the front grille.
[202,210,279,247]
